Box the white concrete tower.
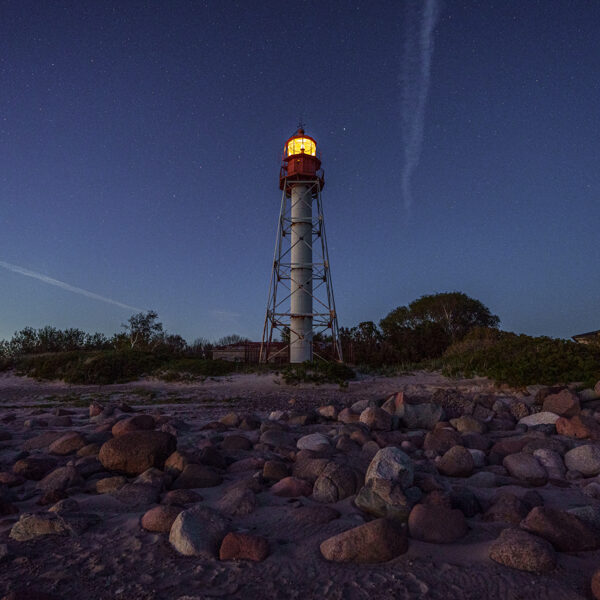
[261,127,342,364]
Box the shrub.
[14,350,165,385]
[155,358,238,380]
[442,327,600,387]
[281,361,355,386]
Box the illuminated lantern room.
[280,128,324,192]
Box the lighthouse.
[260,127,342,364]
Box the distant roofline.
[572,330,600,339]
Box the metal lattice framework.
[260,178,342,363]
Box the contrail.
[0,260,143,312]
[400,0,440,209]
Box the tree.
[380,292,499,361]
[215,334,249,347]
[121,311,164,350]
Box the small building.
[212,341,288,363]
[572,330,600,345]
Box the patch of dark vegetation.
[281,361,356,386]
[155,358,239,381]
[441,327,600,387]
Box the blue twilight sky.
[1,1,599,343]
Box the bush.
[155,358,238,381]
[281,361,355,386]
[14,350,165,385]
[442,327,600,387]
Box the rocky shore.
[1,373,600,599]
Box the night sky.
[1,1,599,343]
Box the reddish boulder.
[556,415,600,440]
[520,506,600,551]
[542,389,580,417]
[408,504,468,543]
[320,518,408,563]
[337,408,360,424]
[141,505,182,532]
[271,476,312,497]
[99,431,176,475]
[359,407,392,431]
[111,414,155,437]
[49,432,86,455]
[219,532,269,561]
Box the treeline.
[0,311,248,360]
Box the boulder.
[111,483,160,508]
[161,489,203,506]
[400,403,444,430]
[520,506,600,552]
[22,432,64,451]
[292,454,330,483]
[219,412,240,427]
[262,460,289,481]
[366,447,414,489]
[77,443,100,457]
[407,504,468,543]
[221,435,252,451]
[338,408,360,424]
[316,405,338,420]
[10,512,98,541]
[219,532,269,562]
[450,415,486,434]
[37,466,83,493]
[296,433,331,452]
[532,449,566,480]
[483,492,530,524]
[437,445,474,477]
[312,462,362,503]
[518,412,560,427]
[564,444,600,477]
[270,476,312,497]
[359,407,392,431]
[173,464,222,489]
[12,457,57,481]
[320,518,408,563]
[556,415,600,440]
[503,453,547,486]
[217,484,256,516]
[259,429,297,448]
[96,476,127,494]
[489,528,555,572]
[141,505,182,532]
[430,389,474,419]
[381,391,405,415]
[48,432,86,455]
[542,390,580,417]
[98,431,176,475]
[169,506,229,558]
[355,447,416,521]
[423,429,462,454]
[111,414,155,437]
